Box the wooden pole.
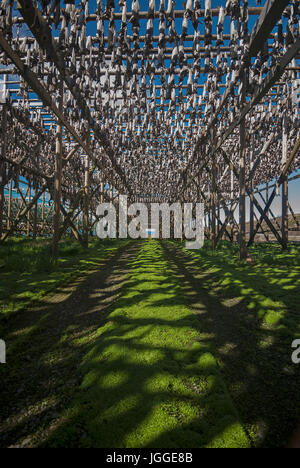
[265,182,270,241]
[100,177,104,204]
[0,103,7,239]
[33,188,38,240]
[7,178,12,231]
[52,82,63,257]
[282,113,289,250]
[249,150,254,243]
[83,127,90,248]
[41,191,45,235]
[211,156,217,250]
[239,73,248,260]
[27,183,31,237]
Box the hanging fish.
[217,6,225,46]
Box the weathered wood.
[1,184,48,244]
[52,81,63,257]
[7,178,12,231]
[281,113,289,250]
[0,103,7,238]
[249,0,290,56]
[26,183,31,237]
[84,132,90,248]
[239,73,248,260]
[248,131,300,247]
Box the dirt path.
[0,241,141,448]
[161,241,300,448]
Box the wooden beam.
[7,178,12,231]
[249,0,290,56]
[1,183,48,243]
[281,113,289,250]
[52,80,63,257]
[84,131,90,248]
[239,73,248,260]
[0,103,7,238]
[247,132,300,247]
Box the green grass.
[45,240,249,448]
[179,240,300,335]
[2,238,299,447]
[0,237,130,319]
[170,240,300,446]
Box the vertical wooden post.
[239,73,248,260]
[27,183,31,237]
[230,169,235,241]
[7,178,12,231]
[83,128,90,248]
[100,177,104,204]
[33,187,38,240]
[0,103,7,239]
[52,82,63,257]
[75,211,80,235]
[265,182,269,241]
[211,157,217,250]
[41,191,45,236]
[249,151,254,243]
[282,113,289,250]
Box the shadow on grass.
[1,239,250,448]
[31,241,249,448]
[162,240,300,447]
[2,238,298,448]
[0,240,137,447]
[0,238,129,318]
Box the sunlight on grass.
[0,238,131,319]
[45,240,249,448]
[179,240,300,338]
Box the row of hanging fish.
[0,0,299,204]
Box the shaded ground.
[161,240,300,448]
[0,240,138,447]
[0,237,129,318]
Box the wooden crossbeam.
[1,184,48,243]
[248,133,300,247]
[248,133,276,182]
[249,0,290,56]
[13,7,263,24]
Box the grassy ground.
[165,240,300,447]
[0,237,130,319]
[44,240,249,448]
[1,238,299,447]
[0,238,135,447]
[179,241,300,339]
